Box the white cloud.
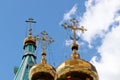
[65,40,73,46]
[65,39,84,47]
[61,0,120,80]
[80,0,120,44]
[80,0,120,80]
[91,24,120,80]
[63,4,77,21]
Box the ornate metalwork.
[26,18,36,36]
[35,31,54,52]
[35,31,54,64]
[62,18,87,44]
[24,18,36,47]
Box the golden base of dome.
[57,71,93,80]
[31,72,54,80]
[57,59,98,80]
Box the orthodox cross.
[26,18,36,36]
[36,31,54,52]
[62,18,87,44]
[35,31,54,64]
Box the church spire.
[14,18,37,80]
[62,18,87,59]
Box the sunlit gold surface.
[29,63,56,80]
[24,36,36,45]
[57,59,98,80]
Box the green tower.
[14,18,37,80]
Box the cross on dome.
[36,31,54,53]
[26,18,36,36]
[62,18,87,44]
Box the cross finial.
[36,31,54,52]
[35,31,54,64]
[26,18,36,36]
[62,18,87,44]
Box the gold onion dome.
[57,59,98,80]
[56,44,98,80]
[23,35,36,49]
[24,35,36,45]
[29,63,56,80]
[29,52,56,80]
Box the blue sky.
[0,0,86,80]
[0,0,120,80]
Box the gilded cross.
[35,31,54,64]
[26,18,36,36]
[62,18,87,44]
[36,31,54,52]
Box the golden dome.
[56,59,98,80]
[56,18,98,80]
[24,36,36,45]
[56,43,98,80]
[29,63,56,80]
